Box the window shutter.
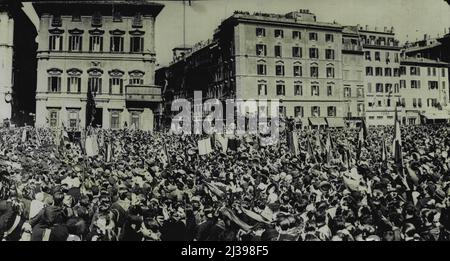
[109,78,112,94]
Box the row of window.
[398,98,440,108]
[47,69,145,94]
[399,80,444,90]
[367,98,440,109]
[400,66,446,77]
[287,106,337,118]
[367,83,400,94]
[366,67,399,77]
[257,63,336,78]
[49,34,144,53]
[256,28,335,42]
[364,51,399,63]
[48,109,142,130]
[51,13,143,28]
[256,83,362,97]
[256,44,336,59]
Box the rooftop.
[400,56,449,66]
[229,10,342,30]
[30,0,164,16]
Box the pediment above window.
[68,28,84,35]
[257,59,266,63]
[129,30,145,36]
[89,28,105,35]
[128,70,145,77]
[47,68,63,75]
[87,68,104,76]
[108,69,125,77]
[67,68,83,76]
[49,28,64,34]
[310,62,319,66]
[109,29,126,36]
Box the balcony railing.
[342,44,363,51]
[126,85,161,102]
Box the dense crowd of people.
[1,123,450,241]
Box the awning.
[309,117,327,126]
[326,117,346,128]
[422,111,450,120]
[300,118,309,127]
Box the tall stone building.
[33,0,164,131]
[359,25,402,126]
[341,26,365,127]
[0,0,37,126]
[398,56,450,124]
[158,10,348,129]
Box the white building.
[33,0,164,131]
[399,56,450,124]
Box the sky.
[22,0,450,68]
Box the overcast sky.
[23,0,450,68]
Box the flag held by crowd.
[392,107,403,170]
[85,135,99,157]
[287,131,299,156]
[198,138,213,155]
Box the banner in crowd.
[21,129,27,143]
[85,135,99,157]
[198,138,213,155]
[213,133,228,153]
[287,131,299,156]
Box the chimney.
[390,26,394,33]
[365,25,368,30]
[384,26,387,32]
[424,34,427,40]
[374,26,378,31]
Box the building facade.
[359,26,402,126]
[158,10,349,129]
[398,56,450,124]
[0,0,37,126]
[157,9,450,129]
[33,1,164,131]
[342,26,365,127]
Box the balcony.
[342,44,363,52]
[126,85,162,104]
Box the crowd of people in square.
[0,122,450,241]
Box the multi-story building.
[0,0,37,126]
[359,25,402,126]
[33,0,164,131]
[398,55,450,124]
[404,30,450,111]
[157,10,348,129]
[341,26,365,127]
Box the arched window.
[49,28,64,51]
[67,68,82,93]
[129,70,145,85]
[47,68,63,93]
[108,69,124,95]
[89,29,105,52]
[87,68,103,95]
